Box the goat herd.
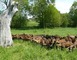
[12,34,77,51]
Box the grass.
[0,27,75,60]
[0,21,77,60]
[27,20,39,27]
[11,27,77,36]
[0,40,77,60]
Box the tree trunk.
[0,14,12,47]
[0,1,18,47]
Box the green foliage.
[61,13,70,27]
[32,0,61,28]
[11,12,28,28]
[11,0,30,29]
[69,1,77,27]
[46,4,62,27]
[13,0,77,28]
[33,0,49,28]
[14,0,29,11]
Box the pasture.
[0,0,77,60]
[12,28,77,36]
[0,28,77,60]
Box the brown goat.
[32,35,43,43]
[56,38,74,51]
[12,34,21,39]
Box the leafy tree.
[47,4,61,27]
[36,0,48,28]
[11,12,28,28]
[11,0,29,28]
[32,0,59,28]
[69,1,77,27]
[31,0,61,28]
[61,13,70,27]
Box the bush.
[32,0,61,28]
[39,4,62,28]
[47,4,62,27]
[69,1,77,27]
[11,12,28,28]
[61,13,70,27]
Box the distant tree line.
[11,0,77,28]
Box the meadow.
[0,39,77,60]
[12,20,77,36]
[0,28,76,60]
[12,28,77,36]
[0,21,77,60]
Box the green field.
[12,28,77,36]
[0,28,77,60]
[0,39,77,60]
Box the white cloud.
[55,0,74,13]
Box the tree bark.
[0,1,18,47]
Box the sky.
[0,0,76,13]
[0,0,10,12]
[55,0,75,13]
[0,1,6,11]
